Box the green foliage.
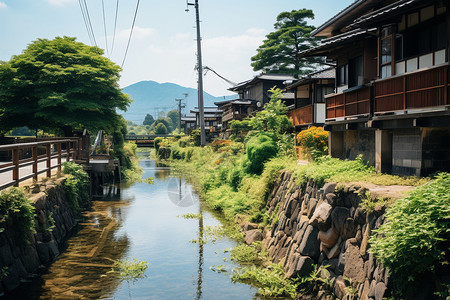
[167,110,179,129]
[63,161,89,211]
[122,142,143,183]
[231,264,298,298]
[0,36,131,135]
[0,267,8,280]
[143,177,154,184]
[112,259,149,284]
[10,126,34,136]
[142,114,155,126]
[0,188,36,241]
[369,173,450,294]
[154,123,167,134]
[251,9,322,77]
[154,137,163,151]
[230,242,268,265]
[190,128,201,146]
[249,87,292,134]
[244,133,278,175]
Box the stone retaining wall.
[0,177,82,295]
[262,172,391,300]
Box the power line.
[110,0,120,56]
[101,0,110,57]
[78,0,94,45]
[121,0,141,68]
[82,0,97,47]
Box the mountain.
[120,81,235,124]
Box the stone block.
[343,242,365,284]
[374,282,387,300]
[245,229,262,245]
[318,226,339,249]
[299,225,320,260]
[309,203,332,231]
[331,207,350,236]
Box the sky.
[0,0,354,97]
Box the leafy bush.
[154,137,164,151]
[231,263,298,298]
[296,126,328,160]
[369,173,450,294]
[190,128,201,146]
[0,188,36,241]
[244,133,278,175]
[154,123,168,134]
[63,162,90,210]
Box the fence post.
[32,145,38,181]
[66,141,70,162]
[57,143,62,172]
[12,148,19,187]
[46,143,51,177]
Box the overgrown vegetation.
[121,142,143,183]
[369,173,450,295]
[296,126,328,160]
[0,188,36,241]
[63,161,90,211]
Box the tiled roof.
[230,74,295,91]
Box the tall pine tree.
[251,9,323,77]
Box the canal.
[6,159,258,299]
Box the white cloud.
[47,0,74,6]
[0,2,7,8]
[118,27,268,97]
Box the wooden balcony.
[288,105,313,126]
[374,63,450,114]
[325,86,370,120]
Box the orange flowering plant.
[296,126,328,160]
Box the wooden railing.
[0,138,82,190]
[325,86,370,120]
[288,105,313,126]
[374,63,450,114]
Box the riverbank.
[156,137,449,299]
[0,162,89,295]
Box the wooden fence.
[0,138,82,190]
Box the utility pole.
[175,98,185,133]
[186,0,206,146]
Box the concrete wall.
[344,130,375,166]
[392,128,423,176]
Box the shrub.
[154,123,168,134]
[244,133,278,175]
[154,137,164,151]
[297,126,328,160]
[190,128,201,146]
[63,162,90,210]
[369,172,450,294]
[0,188,36,241]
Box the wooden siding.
[325,86,370,119]
[374,64,450,113]
[289,105,313,126]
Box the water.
[7,159,257,299]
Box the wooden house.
[214,98,258,133]
[301,0,450,176]
[189,107,223,138]
[181,115,197,134]
[285,68,335,131]
[229,74,296,109]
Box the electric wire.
[121,0,140,68]
[78,0,94,45]
[101,0,110,57]
[110,0,120,56]
[82,0,97,47]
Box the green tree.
[0,36,131,136]
[251,9,322,77]
[154,123,168,134]
[143,114,155,126]
[167,110,179,129]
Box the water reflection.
[6,159,257,299]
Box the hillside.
[120,81,234,124]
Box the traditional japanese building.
[285,68,335,131]
[301,0,450,176]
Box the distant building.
[301,0,450,176]
[229,74,296,109]
[214,99,258,133]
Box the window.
[316,86,334,103]
[337,64,348,86]
[380,27,393,79]
[348,55,364,87]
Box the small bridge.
[124,134,173,147]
